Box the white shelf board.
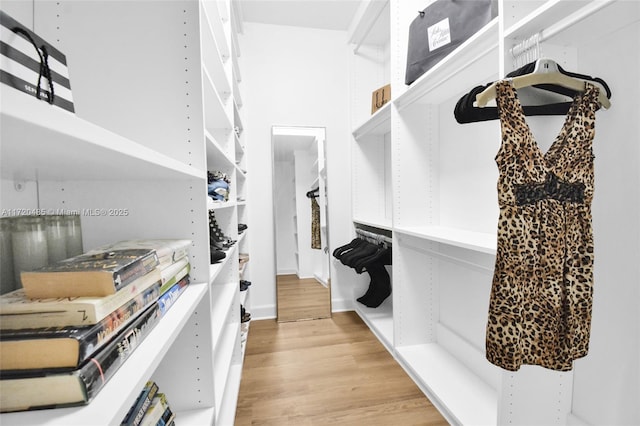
[216,0,230,23]
[205,131,234,169]
[172,406,215,426]
[233,101,243,131]
[352,102,391,139]
[395,225,497,254]
[202,0,230,61]
[208,244,237,283]
[240,288,248,306]
[211,281,238,347]
[0,283,208,426]
[396,343,498,426]
[216,362,243,426]
[214,322,240,412]
[353,217,392,231]
[394,19,499,109]
[504,0,616,42]
[233,74,243,107]
[232,52,241,83]
[207,198,237,211]
[355,296,394,352]
[201,3,232,99]
[202,69,233,132]
[0,87,201,182]
[347,0,390,47]
[234,133,244,155]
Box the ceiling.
[237,0,362,31]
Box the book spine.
[114,252,159,291]
[76,303,161,402]
[158,276,189,316]
[77,282,162,364]
[131,382,158,426]
[159,263,190,295]
[120,380,157,426]
[0,275,161,330]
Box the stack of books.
[121,380,175,426]
[0,239,191,413]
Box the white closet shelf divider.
[0,87,202,182]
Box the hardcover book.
[20,249,159,299]
[158,275,189,316]
[121,380,159,426]
[0,282,161,371]
[159,258,190,295]
[139,393,166,426]
[88,240,191,269]
[0,268,162,329]
[0,302,162,412]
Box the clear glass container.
[65,213,83,257]
[0,217,16,294]
[45,214,68,263]
[12,215,49,287]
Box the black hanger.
[306,187,319,199]
[454,59,611,124]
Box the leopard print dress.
[486,80,599,371]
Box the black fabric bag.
[405,0,497,85]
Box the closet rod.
[509,0,614,57]
[356,228,392,244]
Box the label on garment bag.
[427,17,451,51]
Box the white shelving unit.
[349,1,639,425]
[0,0,249,424]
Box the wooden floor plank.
[235,311,448,426]
[276,274,331,322]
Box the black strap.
[11,26,55,104]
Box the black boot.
[357,264,391,308]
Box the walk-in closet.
[0,1,638,425]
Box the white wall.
[274,159,297,275]
[242,22,354,318]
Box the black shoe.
[210,248,226,264]
[240,280,252,291]
[240,305,251,322]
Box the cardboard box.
[371,84,391,114]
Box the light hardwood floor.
[276,274,331,322]
[235,311,448,425]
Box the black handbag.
[405,0,497,85]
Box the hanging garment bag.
[405,0,496,85]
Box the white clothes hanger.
[475,58,611,109]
